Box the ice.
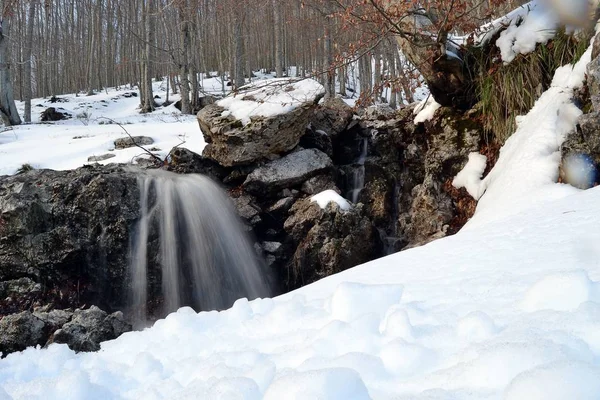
[310,190,352,211]
[521,270,600,312]
[217,79,324,126]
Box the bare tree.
[0,0,21,126]
[23,0,36,123]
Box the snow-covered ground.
[0,81,207,176]
[0,174,599,400]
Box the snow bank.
[478,0,592,63]
[464,37,594,228]
[217,79,324,125]
[505,362,600,400]
[413,96,441,124]
[2,184,600,399]
[496,2,560,63]
[264,368,370,400]
[521,270,600,312]
[310,190,352,211]
[452,152,487,199]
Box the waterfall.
[130,170,271,328]
[347,137,368,203]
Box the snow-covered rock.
[198,79,324,167]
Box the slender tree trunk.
[273,0,283,78]
[23,0,36,123]
[178,2,191,114]
[140,0,155,113]
[0,4,22,126]
[323,8,335,99]
[233,8,245,89]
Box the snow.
[463,37,594,228]
[521,270,600,312]
[452,152,487,199]
[0,81,207,176]
[217,79,324,126]
[477,0,592,64]
[310,190,352,211]
[496,2,560,63]
[2,183,600,399]
[504,361,600,400]
[413,96,441,124]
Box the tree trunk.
[178,3,191,114]
[323,9,335,99]
[273,0,283,78]
[140,0,155,113]
[23,0,36,123]
[0,6,22,126]
[233,9,245,90]
[395,34,473,109]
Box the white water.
[348,137,368,203]
[130,170,271,327]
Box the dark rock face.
[198,102,318,167]
[0,165,140,313]
[310,97,354,137]
[559,46,600,189]
[167,147,229,181]
[49,306,131,352]
[40,107,71,122]
[283,199,381,288]
[114,136,154,150]
[0,306,131,355]
[347,106,483,249]
[0,311,47,354]
[243,149,333,195]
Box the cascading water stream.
[130,170,271,328]
[347,137,368,203]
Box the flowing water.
[347,137,368,203]
[130,170,271,327]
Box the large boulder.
[0,311,47,355]
[283,198,382,288]
[243,149,333,195]
[310,97,354,137]
[198,102,319,167]
[49,306,131,352]
[0,165,141,312]
[0,306,132,356]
